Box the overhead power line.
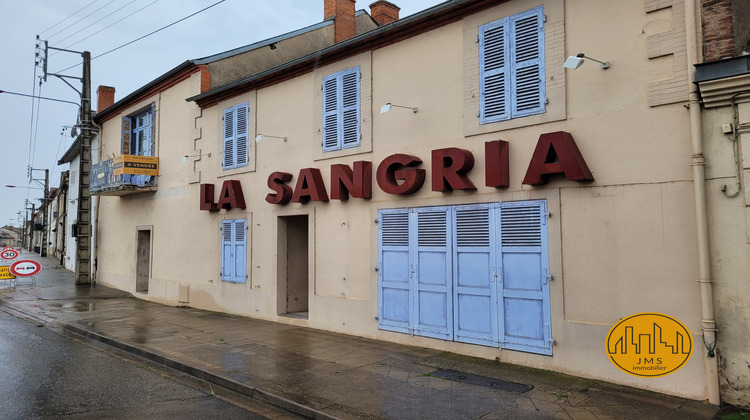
[53,0,140,46]
[47,0,119,40]
[59,0,163,52]
[53,0,228,74]
[38,0,101,36]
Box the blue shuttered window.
[223,103,249,170]
[221,219,247,284]
[322,67,361,152]
[378,200,551,355]
[479,6,545,124]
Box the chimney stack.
[96,85,115,113]
[369,1,400,26]
[325,0,357,43]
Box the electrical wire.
[58,0,163,52]
[26,64,38,191]
[53,0,228,74]
[47,0,119,40]
[52,0,140,47]
[50,130,69,187]
[38,0,101,36]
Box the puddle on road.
[48,302,96,312]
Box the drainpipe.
[684,0,720,405]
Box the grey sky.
[0,0,445,229]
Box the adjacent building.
[85,0,750,407]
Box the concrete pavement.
[0,252,736,419]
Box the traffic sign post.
[9,260,40,286]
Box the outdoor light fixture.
[380,103,418,114]
[255,134,287,143]
[563,53,611,70]
[182,152,211,163]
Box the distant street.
[0,310,295,419]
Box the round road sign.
[2,249,19,260]
[10,260,41,277]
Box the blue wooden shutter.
[479,18,510,123]
[453,204,498,346]
[341,67,360,148]
[222,219,247,283]
[235,103,249,168]
[223,107,235,169]
[498,200,552,355]
[221,220,234,281]
[378,209,411,333]
[510,6,545,117]
[414,207,452,340]
[322,74,340,152]
[233,219,247,283]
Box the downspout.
[684,0,720,405]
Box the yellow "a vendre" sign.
[112,155,159,176]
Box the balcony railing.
[91,155,158,196]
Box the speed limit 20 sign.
[10,260,41,277]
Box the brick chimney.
[702,0,736,61]
[325,0,357,43]
[369,1,400,25]
[97,85,115,113]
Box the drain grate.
[429,369,532,393]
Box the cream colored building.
[91,0,750,407]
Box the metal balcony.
[90,155,158,196]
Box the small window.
[479,6,545,124]
[322,67,361,152]
[223,103,249,170]
[121,106,155,156]
[221,219,247,284]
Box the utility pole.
[41,169,49,257]
[25,200,35,252]
[28,168,50,257]
[36,37,93,284]
[75,51,92,285]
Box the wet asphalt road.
[0,310,296,419]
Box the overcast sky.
[0,0,445,229]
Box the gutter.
[684,0,720,405]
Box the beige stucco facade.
[92,0,750,406]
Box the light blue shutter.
[341,68,360,148]
[479,18,510,123]
[223,107,235,169]
[414,208,452,340]
[453,204,498,346]
[322,75,340,151]
[221,220,233,281]
[222,219,247,284]
[233,219,247,283]
[510,6,545,117]
[235,103,249,168]
[498,200,552,355]
[378,209,411,333]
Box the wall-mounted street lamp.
[182,152,211,163]
[380,102,418,114]
[255,134,287,143]
[563,53,611,70]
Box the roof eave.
[187,0,500,107]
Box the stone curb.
[0,300,340,420]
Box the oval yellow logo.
[606,312,693,377]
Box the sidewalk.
[0,253,731,419]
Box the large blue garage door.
[378,200,552,355]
